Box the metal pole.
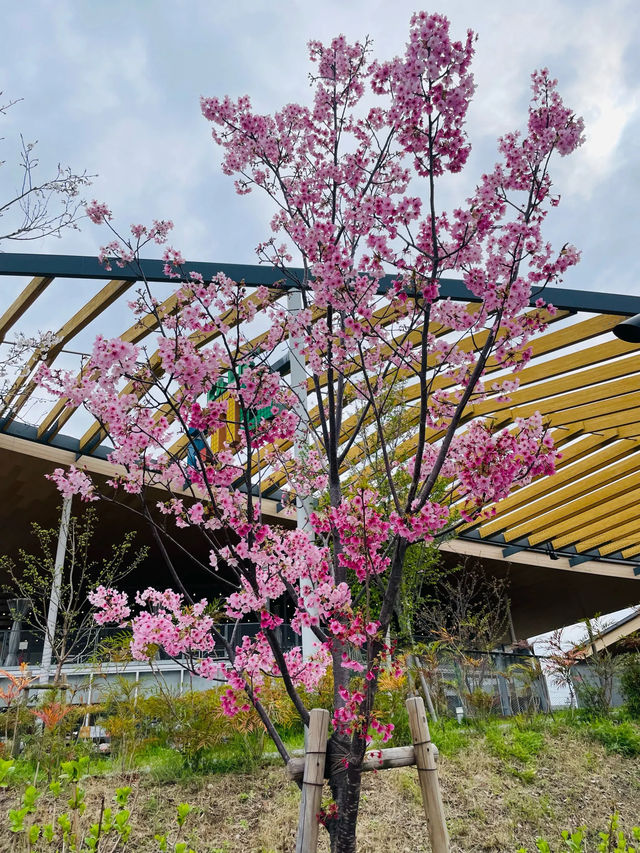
[287,287,316,659]
[39,496,72,683]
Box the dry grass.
[1,726,639,851]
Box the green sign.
[207,366,275,431]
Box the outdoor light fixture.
[613,314,640,343]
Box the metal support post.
[287,287,316,659]
[4,598,31,667]
[39,496,72,683]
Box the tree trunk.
[326,734,365,853]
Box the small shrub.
[464,688,497,718]
[574,679,612,718]
[141,689,229,773]
[588,719,640,757]
[621,654,640,719]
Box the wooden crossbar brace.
[286,742,440,782]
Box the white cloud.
[1,0,639,286]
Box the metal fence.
[0,622,299,669]
[0,626,623,717]
[410,649,552,718]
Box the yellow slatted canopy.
[1,251,640,588]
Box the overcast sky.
[0,0,639,302]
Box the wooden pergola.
[0,253,639,637]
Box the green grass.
[430,718,472,757]
[543,709,640,758]
[1,752,114,788]
[138,737,264,781]
[485,725,545,764]
[5,708,640,792]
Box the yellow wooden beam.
[578,516,640,553]
[480,442,640,536]
[622,543,640,560]
[36,290,188,439]
[552,502,640,549]
[94,294,404,458]
[76,287,285,453]
[326,307,578,469]
[540,487,640,548]
[1,279,133,425]
[336,307,588,452]
[479,436,639,538]
[247,307,488,485]
[512,374,640,422]
[599,533,640,557]
[572,409,640,436]
[481,430,640,535]
[322,304,570,452]
[503,465,640,543]
[257,308,587,492]
[473,346,640,420]
[141,301,574,478]
[616,424,640,440]
[496,312,624,359]
[0,276,55,342]
[261,320,633,499]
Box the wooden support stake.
[406,696,450,853]
[295,708,329,853]
[409,653,438,723]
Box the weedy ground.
[1,717,639,852]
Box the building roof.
[582,609,640,655]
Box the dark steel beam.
[1,253,638,315]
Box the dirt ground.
[1,728,639,851]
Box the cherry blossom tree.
[38,13,584,852]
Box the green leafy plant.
[0,757,15,787]
[517,812,640,852]
[620,654,640,719]
[588,719,640,757]
[4,766,198,852]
